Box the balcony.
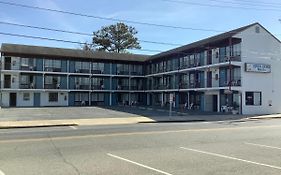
[117,85,129,90]
[179,83,189,89]
[130,85,144,90]
[130,71,143,76]
[91,84,104,90]
[20,83,35,89]
[91,69,104,74]
[4,81,11,88]
[219,55,241,63]
[75,69,90,74]
[21,65,36,71]
[75,84,90,90]
[44,67,62,72]
[117,71,129,75]
[44,84,61,89]
[220,78,241,87]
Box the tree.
[92,22,141,53]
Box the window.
[49,93,58,102]
[21,75,29,84]
[23,93,30,101]
[246,92,261,106]
[21,58,29,67]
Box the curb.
[247,116,281,120]
[0,123,78,129]
[138,119,206,123]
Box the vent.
[255,26,260,33]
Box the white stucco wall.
[1,92,10,107]
[40,92,68,106]
[235,24,281,115]
[11,57,20,70]
[17,92,34,107]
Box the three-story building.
[1,22,281,115]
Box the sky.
[0,0,280,55]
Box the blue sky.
[0,0,281,55]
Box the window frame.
[49,93,58,102]
[245,91,262,106]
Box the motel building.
[0,22,281,115]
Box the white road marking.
[180,147,281,170]
[69,126,77,130]
[107,153,173,175]
[245,142,281,150]
[0,169,5,175]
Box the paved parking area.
[0,106,143,121]
[0,106,248,122]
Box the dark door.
[34,93,41,107]
[213,95,218,112]
[4,57,11,70]
[9,93,17,107]
[4,75,11,88]
[207,71,212,87]
[207,50,212,64]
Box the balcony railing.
[20,83,35,89]
[75,84,90,90]
[117,85,129,90]
[91,69,104,74]
[219,54,241,63]
[44,84,61,89]
[44,67,62,72]
[91,85,104,90]
[220,78,241,87]
[117,71,129,75]
[130,86,144,90]
[130,71,143,76]
[75,69,90,73]
[20,65,36,71]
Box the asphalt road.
[0,119,281,175]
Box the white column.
[187,91,190,108]
[161,92,164,107]
[109,93,112,106]
[147,93,150,106]
[217,92,220,112]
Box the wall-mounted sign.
[245,63,271,73]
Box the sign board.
[245,63,271,73]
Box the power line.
[234,0,281,6]
[0,1,223,32]
[208,0,281,8]
[0,21,183,46]
[160,0,281,12]
[0,31,163,53]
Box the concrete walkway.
[0,117,155,129]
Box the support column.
[217,92,220,112]
[88,92,91,106]
[109,93,112,106]
[161,92,164,107]
[187,91,190,108]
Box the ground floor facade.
[0,89,240,114]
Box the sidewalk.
[0,117,154,129]
[247,113,281,120]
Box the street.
[0,118,281,175]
